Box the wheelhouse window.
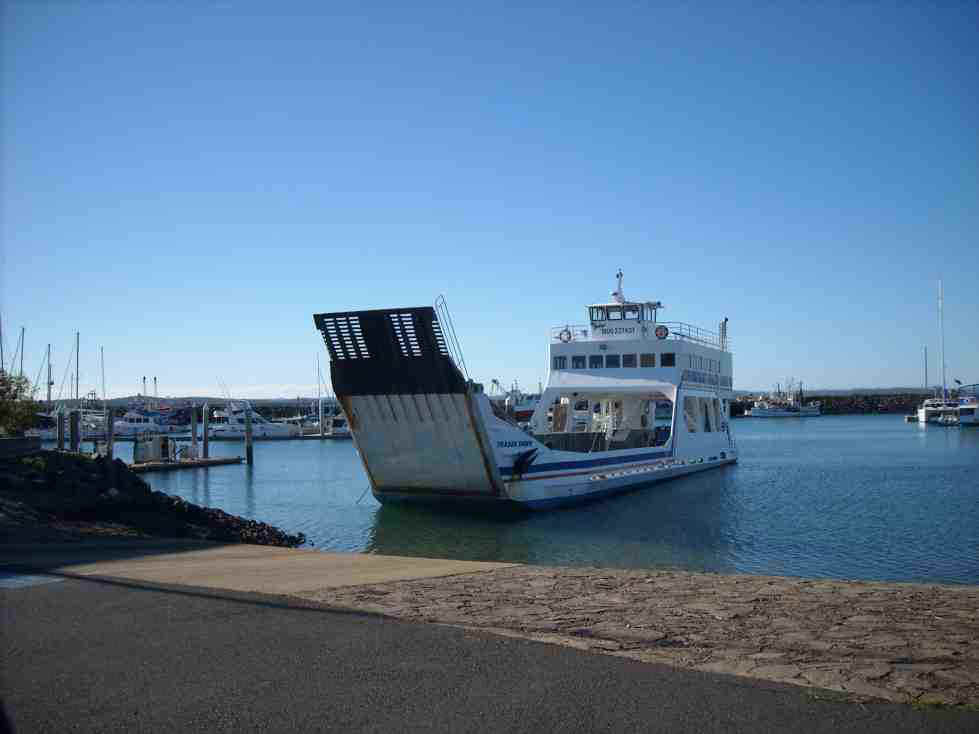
[552,356,567,370]
[589,307,607,322]
[588,354,603,369]
[622,353,637,368]
[661,353,676,367]
[573,400,589,411]
[571,355,586,369]
[605,354,621,368]
[640,353,655,367]
[623,305,640,320]
[606,306,623,320]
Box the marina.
[73,413,979,585]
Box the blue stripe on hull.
[374,459,736,511]
[497,449,670,478]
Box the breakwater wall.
[733,392,925,416]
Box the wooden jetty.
[131,457,243,474]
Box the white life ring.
[558,328,572,343]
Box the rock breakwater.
[0,450,305,547]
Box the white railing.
[550,321,731,351]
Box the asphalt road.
[2,575,976,733]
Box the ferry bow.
[314,275,737,510]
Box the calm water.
[96,416,979,584]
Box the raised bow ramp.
[313,307,505,501]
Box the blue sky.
[2,1,976,398]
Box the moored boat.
[313,273,737,510]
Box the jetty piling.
[244,405,254,465]
[104,409,114,460]
[57,411,65,450]
[190,403,198,458]
[202,402,210,458]
[69,410,80,452]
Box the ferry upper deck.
[548,295,733,395]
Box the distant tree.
[0,371,38,436]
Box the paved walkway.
[3,576,976,733]
[2,542,512,592]
[5,541,977,707]
[303,565,979,706]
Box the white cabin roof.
[545,370,677,398]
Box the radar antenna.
[611,269,625,304]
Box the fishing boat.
[487,381,540,424]
[313,273,737,510]
[745,382,821,417]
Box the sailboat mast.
[101,346,106,414]
[0,314,4,372]
[923,346,928,390]
[19,327,25,377]
[47,344,52,406]
[938,280,947,398]
[75,331,80,403]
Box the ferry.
[313,273,737,510]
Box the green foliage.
[0,371,38,436]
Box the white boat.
[955,384,978,427]
[27,407,106,440]
[208,401,299,439]
[917,397,959,425]
[313,273,737,510]
[323,413,352,439]
[114,407,187,436]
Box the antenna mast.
[939,280,947,398]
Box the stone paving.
[300,566,979,706]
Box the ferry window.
[713,398,722,427]
[623,305,640,320]
[589,355,603,369]
[552,356,567,370]
[684,397,699,432]
[593,403,601,413]
[572,355,586,369]
[574,400,589,411]
[640,353,655,367]
[605,354,621,368]
[701,397,713,432]
[661,353,676,367]
[607,306,623,320]
[590,307,607,321]
[622,353,637,368]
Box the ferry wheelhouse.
[313,274,737,510]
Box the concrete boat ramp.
[3,540,978,730]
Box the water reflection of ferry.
[314,271,736,510]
